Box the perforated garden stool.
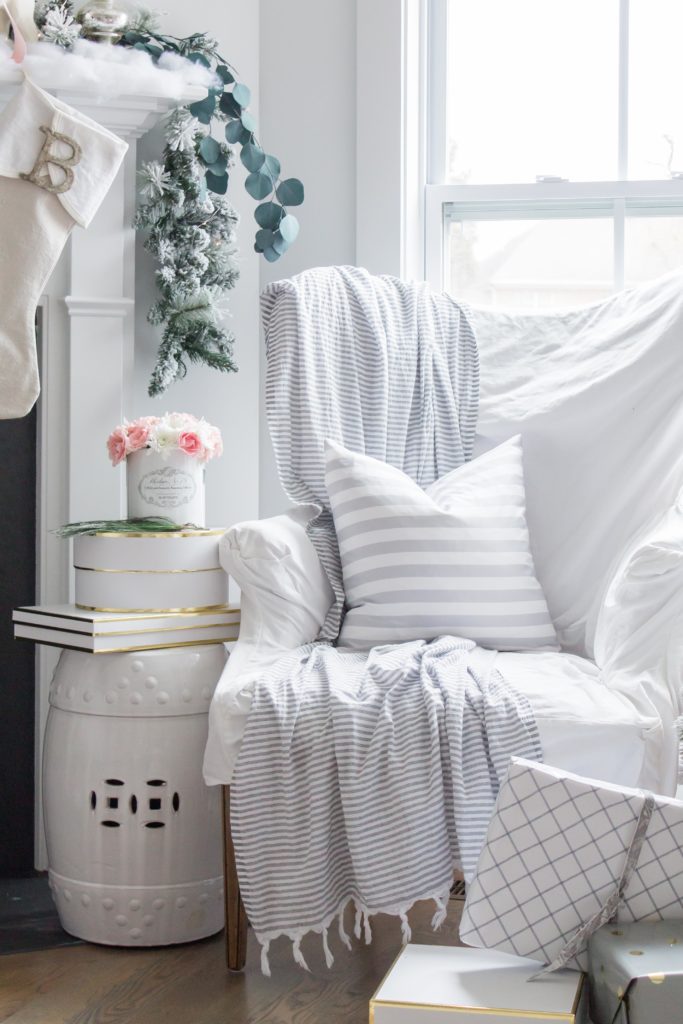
[43,644,227,946]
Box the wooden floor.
[0,899,464,1024]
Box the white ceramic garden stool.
[43,643,227,946]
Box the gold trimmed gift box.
[73,529,228,613]
[588,920,683,1024]
[370,945,587,1024]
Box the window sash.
[426,182,683,291]
[428,0,633,187]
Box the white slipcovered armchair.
[204,269,683,969]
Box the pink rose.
[178,431,205,459]
[126,423,150,452]
[106,426,129,466]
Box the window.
[425,0,683,309]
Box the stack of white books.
[13,604,240,654]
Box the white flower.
[139,162,172,201]
[166,111,199,153]
[42,3,81,48]
[148,423,181,457]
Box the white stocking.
[0,78,127,418]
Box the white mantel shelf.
[0,75,202,137]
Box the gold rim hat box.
[73,530,228,613]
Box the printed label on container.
[137,466,197,508]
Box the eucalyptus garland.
[32,3,305,396]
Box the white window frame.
[424,0,683,292]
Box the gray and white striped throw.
[328,436,558,652]
[231,637,543,974]
[261,265,479,640]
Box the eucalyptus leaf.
[244,171,273,200]
[254,201,283,229]
[207,153,228,175]
[216,64,235,84]
[255,228,275,250]
[263,154,281,178]
[199,135,220,165]
[187,51,210,66]
[254,241,264,254]
[271,230,289,255]
[279,213,300,243]
[206,170,228,195]
[220,92,242,118]
[276,177,304,206]
[232,83,251,108]
[190,93,216,125]
[225,119,244,144]
[240,110,257,133]
[146,44,163,58]
[263,245,281,263]
[240,143,265,172]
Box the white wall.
[258,0,358,517]
[133,0,261,530]
[134,0,359,523]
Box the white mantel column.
[60,95,184,523]
[65,142,136,522]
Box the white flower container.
[127,449,205,527]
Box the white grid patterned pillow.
[326,436,558,652]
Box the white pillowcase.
[219,505,333,650]
[326,436,558,652]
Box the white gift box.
[73,530,228,613]
[460,758,683,971]
[370,944,586,1023]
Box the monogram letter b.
[20,125,82,194]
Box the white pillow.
[219,506,334,650]
[326,436,558,652]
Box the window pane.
[445,217,614,310]
[624,215,683,284]
[629,1,683,179]
[446,0,618,184]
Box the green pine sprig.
[54,517,203,537]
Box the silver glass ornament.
[76,0,128,44]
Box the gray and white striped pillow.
[326,436,558,652]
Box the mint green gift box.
[588,920,683,1024]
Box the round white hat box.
[73,530,228,613]
[43,644,227,946]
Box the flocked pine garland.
[34,3,304,396]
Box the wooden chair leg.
[222,785,248,971]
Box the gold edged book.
[13,604,240,654]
